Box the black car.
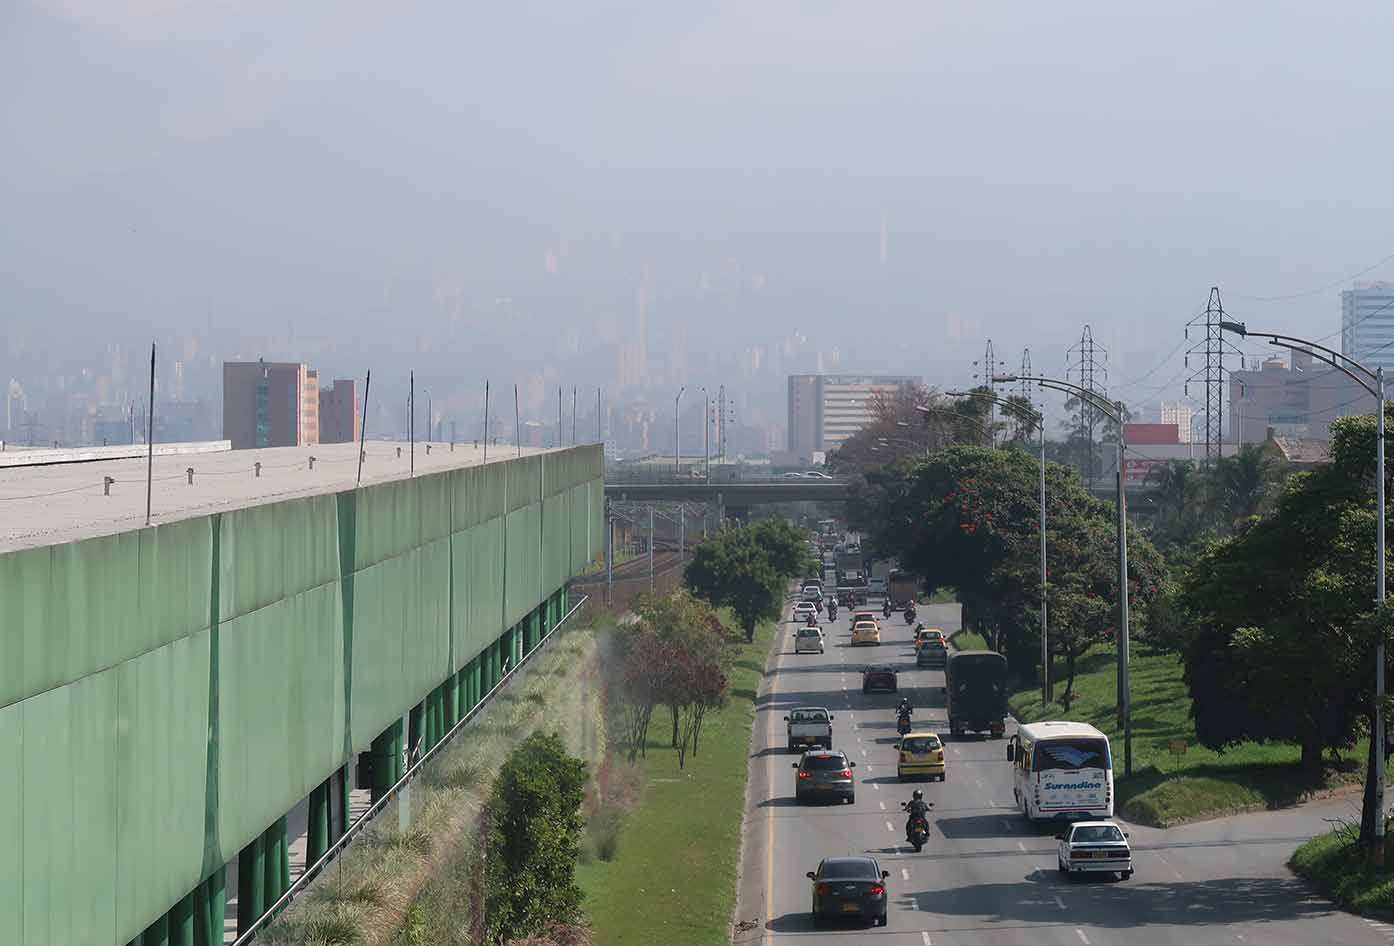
[793,750,857,804]
[861,665,898,693]
[916,639,948,668]
[807,856,890,927]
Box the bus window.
[1034,738,1110,772]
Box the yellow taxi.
[850,620,882,646]
[897,731,946,782]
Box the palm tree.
[1210,446,1276,526]
[1148,460,1205,545]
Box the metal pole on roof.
[356,370,371,486]
[145,343,155,526]
[558,386,563,448]
[572,386,577,446]
[409,371,415,477]
[482,380,490,464]
[514,384,521,457]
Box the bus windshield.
[1034,738,1110,772]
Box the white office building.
[1342,282,1394,375]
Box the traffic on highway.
[736,585,1385,946]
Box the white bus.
[1006,721,1113,822]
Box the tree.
[484,732,587,944]
[1147,460,1208,548]
[1209,444,1278,527]
[632,590,734,749]
[1179,406,1394,845]
[686,521,810,641]
[873,445,1167,699]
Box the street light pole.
[649,506,656,592]
[945,391,1049,705]
[675,386,686,477]
[1219,322,1386,860]
[703,388,710,483]
[997,373,1130,772]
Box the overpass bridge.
[603,474,850,509]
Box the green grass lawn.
[1010,646,1363,826]
[576,620,774,946]
[1291,829,1394,915]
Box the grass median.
[1291,830,1394,916]
[1010,645,1363,827]
[576,619,774,946]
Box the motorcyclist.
[904,603,917,623]
[897,698,912,721]
[882,599,892,618]
[805,612,818,628]
[903,790,933,841]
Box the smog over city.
[5,1,1394,450]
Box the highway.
[735,602,1385,946]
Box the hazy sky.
[6,1,1394,416]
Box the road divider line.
[873,783,881,791]
[1075,930,1090,945]
[880,801,886,810]
[921,933,932,946]
[1017,841,1026,852]
[901,868,910,880]
[886,821,895,832]
[1054,894,1066,911]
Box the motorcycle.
[901,802,933,852]
[882,603,892,619]
[896,713,912,736]
[827,605,838,622]
[903,607,917,625]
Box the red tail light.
[798,770,811,779]
[816,883,830,895]
[839,769,853,778]
[869,884,885,897]
[935,751,944,761]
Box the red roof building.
[1122,423,1181,445]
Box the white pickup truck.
[785,706,834,752]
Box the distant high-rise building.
[1160,402,1195,444]
[318,379,360,444]
[786,373,923,460]
[1342,281,1394,375]
[223,360,320,449]
[1228,349,1375,444]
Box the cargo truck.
[945,650,1008,738]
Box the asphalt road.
[734,601,1389,946]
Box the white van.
[1006,721,1113,822]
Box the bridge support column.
[445,671,460,731]
[408,701,425,761]
[369,719,403,801]
[235,834,265,936]
[263,815,290,909]
[169,891,194,946]
[194,866,225,946]
[308,778,331,865]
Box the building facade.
[1342,281,1394,376]
[1227,349,1375,444]
[223,360,321,449]
[1159,402,1194,443]
[786,373,922,460]
[318,379,360,444]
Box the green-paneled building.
[0,440,604,946]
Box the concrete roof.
[0,440,559,555]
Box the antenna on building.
[514,384,521,456]
[356,370,371,486]
[1065,326,1109,484]
[482,380,490,464]
[145,343,156,526]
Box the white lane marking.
[1075,930,1090,945]
[886,821,895,832]
[1172,869,1184,880]
[921,934,932,946]
[1001,819,1012,831]
[879,801,886,810]
[850,713,856,719]
[952,747,961,755]
[1017,841,1026,852]
[861,749,868,757]
[901,867,910,880]
[873,783,881,791]
[1234,935,1245,942]
[1053,894,1066,911]
[975,778,984,789]
[865,765,874,773]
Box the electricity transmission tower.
[1185,287,1239,463]
[1065,325,1109,485]
[972,340,1006,447]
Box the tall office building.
[1227,349,1375,444]
[223,360,321,449]
[318,379,360,444]
[1160,402,1194,444]
[786,373,923,460]
[1342,281,1394,375]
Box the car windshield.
[1072,825,1124,843]
[902,736,940,753]
[803,754,849,771]
[866,666,892,675]
[820,859,877,880]
[1034,738,1110,772]
[797,628,820,637]
[790,710,828,723]
[854,623,875,631]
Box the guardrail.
[231,592,591,945]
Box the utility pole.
[972,341,1005,448]
[717,385,726,464]
[1186,288,1236,464]
[572,386,577,446]
[145,344,155,526]
[597,387,602,443]
[703,387,711,483]
[675,386,685,477]
[409,372,415,476]
[514,384,521,457]
[649,506,655,592]
[1066,326,1109,486]
[558,387,563,448]
[356,370,371,486]
[482,380,490,464]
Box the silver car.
[1056,820,1132,880]
[794,626,825,654]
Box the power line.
[1230,246,1394,302]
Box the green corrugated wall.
[0,445,603,946]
